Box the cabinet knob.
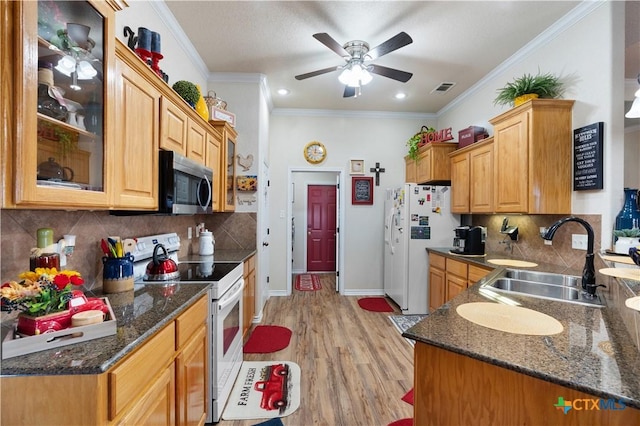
[262,242,269,246]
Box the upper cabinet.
[450,138,494,214]
[209,120,236,212]
[113,40,159,210]
[490,99,574,214]
[405,142,458,184]
[3,0,122,209]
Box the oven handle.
[218,279,245,311]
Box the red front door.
[307,185,336,272]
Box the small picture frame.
[349,159,365,175]
[352,176,373,205]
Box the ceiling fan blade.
[366,32,413,60]
[295,66,340,80]
[369,64,413,83]
[313,33,350,58]
[343,85,356,98]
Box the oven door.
[211,277,244,422]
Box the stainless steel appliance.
[384,184,461,314]
[159,150,213,214]
[130,233,243,423]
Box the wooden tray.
[2,297,116,359]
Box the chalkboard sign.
[573,122,604,191]
[352,177,373,205]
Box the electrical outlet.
[572,234,588,250]
[188,227,192,240]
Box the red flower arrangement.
[1,268,85,316]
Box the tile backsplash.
[0,209,256,288]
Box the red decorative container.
[458,126,488,148]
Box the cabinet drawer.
[176,295,207,351]
[429,253,446,270]
[109,323,175,420]
[446,258,468,278]
[468,264,493,283]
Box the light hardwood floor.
[218,273,415,426]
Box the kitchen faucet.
[541,217,604,297]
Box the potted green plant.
[171,80,200,107]
[406,126,435,160]
[494,71,564,107]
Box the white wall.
[625,127,640,189]
[268,113,433,292]
[436,1,626,249]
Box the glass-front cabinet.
[4,0,120,208]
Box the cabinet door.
[450,152,469,213]
[405,157,416,183]
[428,266,445,312]
[468,264,493,286]
[445,273,467,302]
[243,255,256,337]
[186,118,206,164]
[116,364,176,426]
[416,148,432,183]
[113,51,159,209]
[206,130,222,212]
[11,0,116,208]
[176,326,208,426]
[160,97,188,155]
[469,142,494,213]
[224,133,236,211]
[494,111,529,213]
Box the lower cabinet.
[243,254,256,337]
[428,252,493,312]
[0,294,209,425]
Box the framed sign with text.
[573,122,604,191]
[352,176,373,205]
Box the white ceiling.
[164,1,638,114]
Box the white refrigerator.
[384,184,460,314]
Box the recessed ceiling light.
[394,92,407,100]
[277,89,290,95]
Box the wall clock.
[303,141,326,164]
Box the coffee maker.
[452,226,486,255]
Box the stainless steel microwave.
[159,150,213,214]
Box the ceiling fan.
[295,32,413,98]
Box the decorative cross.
[370,162,386,186]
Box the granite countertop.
[404,247,640,409]
[0,282,210,376]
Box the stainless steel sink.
[482,269,605,307]
[504,269,580,287]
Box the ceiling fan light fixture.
[338,63,372,87]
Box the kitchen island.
[405,249,640,424]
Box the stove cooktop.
[174,262,241,283]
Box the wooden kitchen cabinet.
[243,254,256,337]
[449,138,494,214]
[206,127,223,211]
[2,0,121,209]
[113,40,159,210]
[489,99,574,214]
[186,118,207,164]
[405,142,458,184]
[0,294,209,425]
[160,96,188,155]
[209,120,237,211]
[428,252,493,312]
[428,253,446,312]
[415,343,640,425]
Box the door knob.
[262,242,269,246]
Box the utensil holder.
[102,255,134,293]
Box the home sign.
[422,127,454,144]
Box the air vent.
[431,82,456,94]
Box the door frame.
[287,167,345,295]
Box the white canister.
[199,231,214,255]
[614,237,640,254]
